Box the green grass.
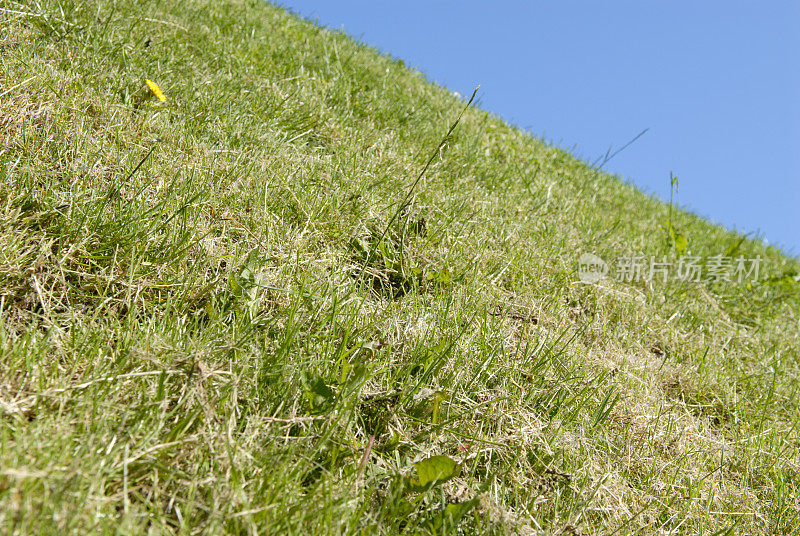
[1,0,799,534]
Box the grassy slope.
[1,0,799,534]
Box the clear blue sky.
[278,1,800,256]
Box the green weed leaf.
[302,374,336,415]
[674,233,688,255]
[407,455,460,492]
[724,237,747,257]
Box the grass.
[1,0,799,534]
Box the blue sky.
[278,1,800,256]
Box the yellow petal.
[145,78,166,102]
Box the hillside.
[1,0,799,534]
